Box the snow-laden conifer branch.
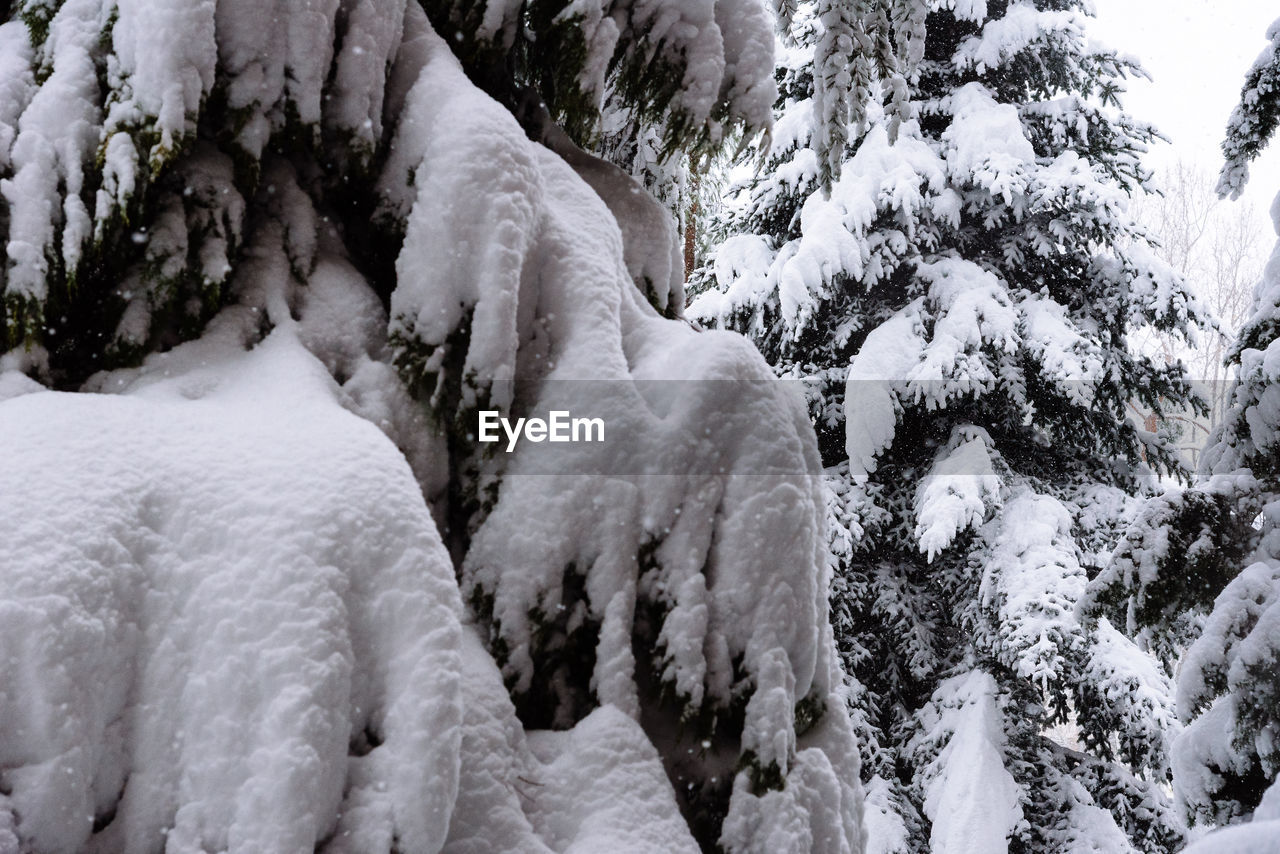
[0,1,867,851]
[693,2,1209,849]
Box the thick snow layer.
[0,325,703,854]
[942,84,1034,202]
[108,0,217,153]
[1181,819,1280,854]
[378,17,865,853]
[2,3,861,850]
[1,0,775,345]
[1173,558,1280,822]
[1176,560,1280,722]
[843,303,925,478]
[953,4,1083,76]
[782,124,943,331]
[0,23,33,173]
[1082,618,1179,774]
[326,0,408,152]
[861,777,910,854]
[1,137,702,852]
[980,492,1085,687]
[714,0,778,137]
[1,0,102,302]
[912,671,1023,854]
[913,426,1001,561]
[538,120,685,314]
[0,332,464,853]
[438,632,699,854]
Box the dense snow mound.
[0,329,696,854]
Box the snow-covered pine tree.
[1084,18,1280,853]
[0,1,883,851]
[692,3,1207,851]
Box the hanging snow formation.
[386,19,864,849]
[1,1,864,852]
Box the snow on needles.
[911,671,1022,854]
[0,3,861,851]
[385,17,864,850]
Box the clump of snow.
[861,776,911,854]
[0,23,34,172]
[914,426,1002,561]
[436,632,701,854]
[941,83,1035,202]
[714,0,778,138]
[107,0,217,155]
[910,670,1023,854]
[0,363,44,400]
[785,123,944,332]
[214,0,341,159]
[934,0,987,24]
[1,0,102,304]
[690,233,776,329]
[910,258,1019,408]
[326,0,408,154]
[538,119,685,315]
[1181,816,1280,854]
[843,304,926,478]
[980,491,1085,687]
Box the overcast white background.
[1092,0,1280,213]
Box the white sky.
[1091,0,1280,214]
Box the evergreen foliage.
[693,2,1209,850]
[1088,19,1280,836]
[0,2,883,851]
[0,0,776,377]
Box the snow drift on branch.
[0,1,864,850]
